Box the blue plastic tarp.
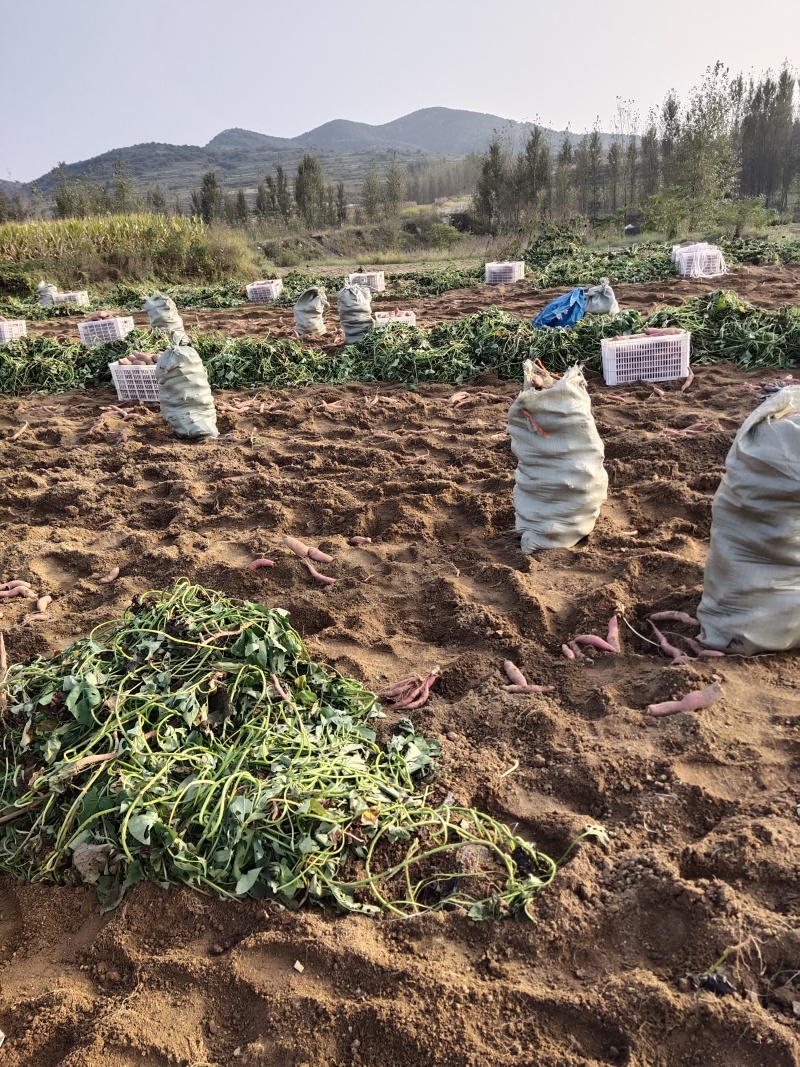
[532,288,586,330]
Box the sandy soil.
[1,300,799,1065]
[26,262,800,344]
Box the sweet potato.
[304,560,336,585]
[503,661,528,687]
[283,536,309,558]
[573,635,618,653]
[646,680,724,717]
[307,546,333,564]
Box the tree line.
[35,152,448,229]
[473,63,800,236]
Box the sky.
[2,0,799,183]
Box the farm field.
[1,272,800,1067]
[23,261,800,343]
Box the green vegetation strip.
[0,581,603,916]
[1,291,797,396]
[522,229,800,289]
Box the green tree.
[625,138,639,207]
[586,127,605,213]
[109,156,138,214]
[660,92,681,188]
[335,181,347,225]
[146,186,168,214]
[740,65,798,209]
[235,188,249,225]
[554,134,574,216]
[325,184,337,226]
[572,138,590,214]
[275,165,292,221]
[639,118,660,198]
[606,141,622,213]
[255,180,272,220]
[361,165,381,222]
[517,127,551,218]
[294,155,325,227]
[52,164,109,218]
[383,153,405,217]
[191,171,225,224]
[473,137,508,229]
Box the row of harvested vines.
[1,292,797,396]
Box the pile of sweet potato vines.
[0,582,606,916]
[0,290,797,395]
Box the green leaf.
[127,810,159,844]
[235,867,263,895]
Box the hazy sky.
[2,0,799,182]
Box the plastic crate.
[53,290,90,307]
[672,243,726,278]
[108,361,161,402]
[348,271,385,292]
[0,319,27,344]
[246,278,284,303]
[601,330,691,385]
[78,316,135,348]
[374,310,416,328]
[485,261,525,285]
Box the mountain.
[295,119,423,153]
[25,107,610,202]
[317,107,546,156]
[0,179,26,198]
[205,128,296,152]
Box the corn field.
[0,214,207,263]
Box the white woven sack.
[294,287,328,336]
[155,345,218,440]
[698,387,800,654]
[37,281,58,307]
[337,284,373,344]
[584,278,619,316]
[508,363,608,552]
[143,294,190,346]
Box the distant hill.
[205,128,296,152]
[26,107,611,203]
[300,108,552,156]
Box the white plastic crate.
[108,361,161,402]
[246,278,284,303]
[374,310,416,328]
[601,330,691,386]
[672,243,726,278]
[348,271,385,292]
[485,261,525,285]
[78,316,135,348]
[0,319,27,344]
[53,290,90,307]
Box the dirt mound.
[0,365,799,1066]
